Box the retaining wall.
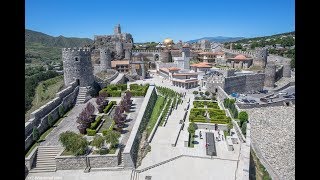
[123,85,157,168]
[25,81,79,151]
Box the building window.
[75,57,79,61]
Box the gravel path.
[246,105,295,180]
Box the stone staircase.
[76,87,88,105]
[29,146,61,173]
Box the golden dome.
[163,38,173,45]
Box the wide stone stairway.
[76,86,88,105]
[29,146,61,173]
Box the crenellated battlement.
[62,47,91,53]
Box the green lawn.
[25,142,39,157]
[159,99,172,126]
[61,149,73,156]
[98,115,114,133]
[146,96,165,137]
[25,75,64,122]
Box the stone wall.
[275,66,283,82]
[25,81,79,151]
[237,99,295,109]
[224,73,265,94]
[87,149,120,168]
[55,155,87,170]
[123,85,157,168]
[25,146,38,171]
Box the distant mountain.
[25,29,93,63]
[187,36,245,43]
[25,29,93,47]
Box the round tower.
[254,48,268,68]
[125,49,132,60]
[115,42,124,59]
[62,47,94,87]
[99,47,112,70]
[264,62,276,88]
[282,63,291,78]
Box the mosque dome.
[163,38,174,45]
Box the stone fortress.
[25,24,294,180]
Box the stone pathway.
[40,98,99,146]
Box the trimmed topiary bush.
[241,121,247,136]
[205,91,210,96]
[86,129,96,136]
[193,91,198,95]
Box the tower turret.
[62,47,94,87]
[99,47,112,70]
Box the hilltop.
[25,29,93,64]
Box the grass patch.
[25,142,39,157]
[98,115,114,133]
[61,149,74,156]
[108,147,117,154]
[159,99,171,126]
[250,149,272,180]
[146,96,165,137]
[39,127,54,141]
[25,75,64,122]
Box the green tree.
[241,122,247,136]
[227,121,233,133]
[47,114,54,127]
[58,106,64,118]
[193,91,198,95]
[59,131,88,156]
[188,122,197,134]
[32,126,39,141]
[104,130,121,148]
[92,135,105,149]
[205,91,210,96]
[238,111,248,127]
[200,92,204,96]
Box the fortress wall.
[244,73,265,92]
[25,81,79,151]
[224,75,247,94]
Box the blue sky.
[25,0,295,42]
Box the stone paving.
[133,76,241,179]
[119,97,144,146]
[40,98,98,146]
[139,156,238,180]
[246,105,295,180]
[26,169,133,180]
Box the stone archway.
[154,54,159,61]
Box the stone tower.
[264,62,276,88]
[62,47,94,87]
[282,63,291,78]
[99,47,112,70]
[114,24,121,34]
[125,49,131,60]
[160,49,172,62]
[181,45,191,57]
[254,48,268,68]
[115,42,124,59]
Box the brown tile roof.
[190,62,213,68]
[168,67,181,71]
[111,60,130,68]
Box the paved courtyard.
[139,156,238,180]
